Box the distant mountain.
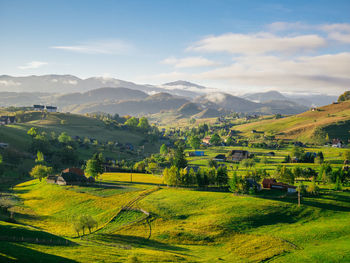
[68,92,189,116]
[163,80,207,90]
[194,108,225,118]
[0,75,164,94]
[258,100,309,115]
[177,102,202,116]
[242,90,337,107]
[194,92,262,112]
[242,90,287,103]
[51,87,148,107]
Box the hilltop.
[235,100,350,143]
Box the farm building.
[226,150,249,162]
[202,136,211,145]
[33,105,45,111]
[213,154,226,162]
[266,152,275,156]
[246,178,262,191]
[262,178,297,193]
[46,106,57,112]
[188,151,204,157]
[332,139,343,148]
[47,168,88,186]
[0,116,16,125]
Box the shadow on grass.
[254,190,350,212]
[0,223,77,246]
[0,242,78,263]
[94,233,188,253]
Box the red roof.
[62,168,84,176]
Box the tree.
[85,154,104,179]
[307,177,320,196]
[27,127,38,137]
[315,151,324,164]
[261,156,268,165]
[209,133,221,145]
[228,171,239,193]
[160,144,168,156]
[207,159,218,168]
[173,145,187,169]
[163,166,179,186]
[334,175,342,191]
[216,166,228,187]
[338,91,350,102]
[29,165,53,181]
[291,146,305,159]
[125,117,139,127]
[35,151,44,164]
[276,166,294,184]
[240,159,255,169]
[133,161,145,172]
[188,135,201,149]
[137,117,150,130]
[58,132,71,144]
[146,162,158,175]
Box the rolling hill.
[235,100,350,143]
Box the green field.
[0,172,349,262]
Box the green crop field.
[0,171,349,262]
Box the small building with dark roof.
[213,154,226,162]
[226,150,249,162]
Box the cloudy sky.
[0,0,350,95]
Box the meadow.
[0,171,349,262]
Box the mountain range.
[0,74,339,118]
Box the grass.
[0,172,349,262]
[234,100,350,143]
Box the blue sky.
[0,0,350,94]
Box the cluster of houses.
[33,105,58,112]
[0,116,16,125]
[46,168,95,185]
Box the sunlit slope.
[235,100,350,143]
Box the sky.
[0,0,350,95]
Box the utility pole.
[130,172,132,183]
[298,189,301,207]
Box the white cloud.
[194,52,350,94]
[0,80,21,86]
[161,56,218,68]
[267,22,350,44]
[51,39,131,54]
[18,61,48,70]
[187,33,326,55]
[63,80,78,85]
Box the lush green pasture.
[186,145,345,177]
[1,171,348,262]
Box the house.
[246,178,262,191]
[46,174,58,184]
[226,150,249,162]
[294,141,305,147]
[188,151,204,157]
[311,107,318,112]
[266,152,275,157]
[46,106,57,112]
[0,143,9,149]
[262,178,297,193]
[332,139,343,148]
[0,116,16,125]
[213,154,226,162]
[62,167,85,176]
[56,169,87,185]
[184,166,200,173]
[33,105,45,111]
[202,136,211,145]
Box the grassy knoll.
[234,100,350,143]
[1,172,349,262]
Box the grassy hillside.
[234,100,350,143]
[0,172,348,262]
